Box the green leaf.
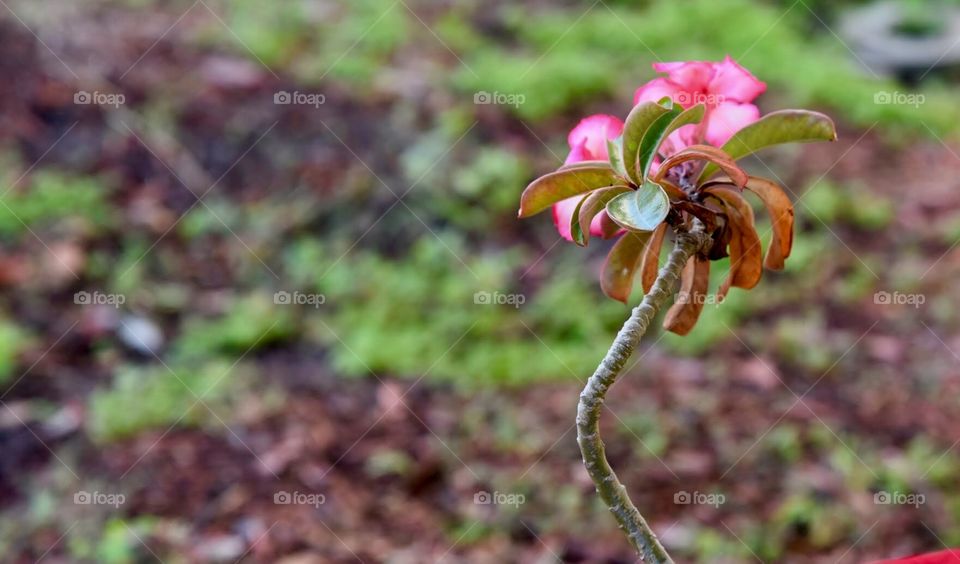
[699,110,837,182]
[621,101,672,184]
[601,231,652,303]
[605,181,670,232]
[518,165,619,218]
[570,194,591,246]
[573,185,631,246]
[558,159,609,171]
[637,104,706,180]
[607,136,628,178]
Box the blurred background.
[1,0,959,562]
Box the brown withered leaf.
[664,255,711,335]
[704,186,762,297]
[601,231,652,303]
[744,176,794,270]
[658,178,687,200]
[704,176,794,270]
[640,223,667,294]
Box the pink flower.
[553,114,624,241]
[874,548,960,563]
[634,56,766,147]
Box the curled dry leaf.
[702,176,794,270]
[654,144,748,188]
[601,231,652,303]
[703,186,763,297]
[640,223,667,294]
[744,176,794,270]
[664,255,710,335]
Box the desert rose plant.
[519,58,836,561]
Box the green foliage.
[172,294,296,359]
[87,360,251,441]
[0,320,29,385]
[0,171,110,238]
[454,48,617,121]
[86,517,159,564]
[772,494,856,549]
[803,180,894,230]
[447,148,531,222]
[700,110,836,181]
[690,528,755,562]
[454,0,960,136]
[306,236,625,387]
[605,181,669,232]
[212,0,409,86]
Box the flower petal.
[566,114,624,163]
[633,77,685,106]
[564,138,590,165]
[652,61,714,93]
[708,56,766,103]
[705,102,760,146]
[552,195,606,241]
[661,124,698,156]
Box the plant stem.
[576,224,711,562]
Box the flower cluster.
[519,57,836,334]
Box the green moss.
[308,235,626,387]
[0,320,30,385]
[803,180,895,231]
[0,171,111,238]
[172,293,296,359]
[87,360,252,442]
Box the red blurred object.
[876,549,960,563]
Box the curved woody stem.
[576,223,711,562]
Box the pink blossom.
[874,548,960,563]
[553,114,624,241]
[634,56,766,147]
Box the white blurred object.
[118,315,164,355]
[840,1,960,77]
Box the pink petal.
[874,548,960,563]
[704,102,760,146]
[633,78,685,106]
[652,61,714,93]
[708,56,766,104]
[564,138,589,165]
[661,124,698,156]
[552,195,606,241]
[566,114,624,163]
